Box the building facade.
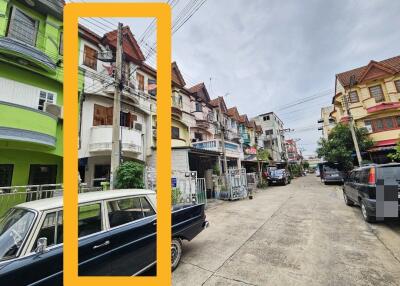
[331,55,400,163]
[319,106,334,139]
[0,0,65,187]
[253,112,286,163]
[78,26,156,186]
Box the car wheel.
[360,200,375,223]
[343,191,353,206]
[171,238,183,271]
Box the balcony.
[196,119,210,129]
[0,101,57,148]
[192,139,243,159]
[89,126,142,156]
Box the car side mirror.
[35,237,48,254]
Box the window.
[83,45,98,70]
[368,85,384,103]
[348,91,359,103]
[385,118,394,129]
[148,79,156,96]
[140,197,155,217]
[7,7,38,46]
[263,115,270,121]
[172,126,180,139]
[93,104,113,126]
[194,132,203,141]
[265,129,273,136]
[137,73,144,91]
[28,165,57,186]
[38,91,55,111]
[0,208,35,261]
[195,102,202,112]
[395,80,400,93]
[120,111,137,128]
[370,116,400,132]
[59,32,63,55]
[0,165,13,187]
[374,119,384,131]
[78,204,102,237]
[33,211,63,250]
[364,120,373,133]
[107,197,146,228]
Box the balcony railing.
[192,139,243,159]
[89,126,142,155]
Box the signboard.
[171,177,177,188]
[245,147,257,155]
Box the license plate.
[273,181,276,183]
[398,193,400,199]
[331,174,338,177]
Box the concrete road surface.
[172,175,400,286]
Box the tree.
[256,147,270,183]
[302,161,310,170]
[316,123,373,171]
[115,161,145,189]
[388,139,400,162]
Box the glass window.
[172,126,180,139]
[0,208,35,261]
[7,7,38,46]
[78,204,102,237]
[38,91,56,111]
[368,85,384,103]
[384,118,394,129]
[195,102,202,112]
[140,197,155,217]
[83,45,98,70]
[375,119,384,131]
[348,91,359,103]
[33,211,63,250]
[364,120,373,133]
[396,116,400,127]
[107,197,144,228]
[395,80,400,93]
[0,165,13,188]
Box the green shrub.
[115,161,144,189]
[172,188,181,205]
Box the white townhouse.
[78,25,156,186]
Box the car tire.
[360,200,375,223]
[171,237,183,271]
[343,191,353,206]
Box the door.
[78,203,113,276]
[105,196,156,275]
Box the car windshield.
[272,170,284,176]
[0,208,35,261]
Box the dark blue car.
[0,189,208,285]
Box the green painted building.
[0,0,64,187]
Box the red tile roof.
[171,62,186,87]
[336,55,400,87]
[227,107,241,121]
[102,26,145,64]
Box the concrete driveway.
[172,176,400,286]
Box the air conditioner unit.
[135,122,143,131]
[44,102,63,119]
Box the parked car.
[0,189,209,285]
[268,169,291,186]
[342,163,400,222]
[322,168,344,185]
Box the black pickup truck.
[0,189,208,285]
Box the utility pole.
[217,101,228,190]
[343,75,363,166]
[110,23,123,188]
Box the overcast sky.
[75,0,400,157]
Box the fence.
[171,171,207,206]
[219,168,248,200]
[0,184,63,218]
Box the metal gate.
[220,168,248,200]
[171,170,207,206]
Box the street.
[172,175,400,286]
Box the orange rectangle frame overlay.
[63,3,171,286]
